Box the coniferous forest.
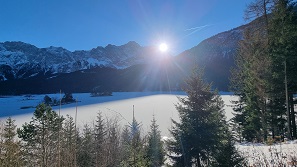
[1,0,297,166]
[230,0,297,142]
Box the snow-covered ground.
[0,91,236,136]
[237,141,297,166]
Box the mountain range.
[0,20,257,95]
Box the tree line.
[230,0,297,142]
[0,106,165,167]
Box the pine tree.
[17,103,64,166]
[167,68,226,167]
[145,115,165,167]
[61,114,77,167]
[93,112,107,167]
[230,28,270,142]
[211,130,247,167]
[105,117,121,166]
[0,117,23,167]
[77,124,95,167]
[120,111,148,166]
[120,126,131,166]
[229,0,297,142]
[268,0,297,139]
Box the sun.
[159,43,168,52]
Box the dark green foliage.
[230,0,297,142]
[93,112,107,166]
[43,95,52,105]
[77,124,95,167]
[105,118,121,166]
[211,131,247,167]
[120,115,148,166]
[230,26,271,142]
[167,68,227,167]
[61,93,75,104]
[268,0,297,139]
[146,115,165,167]
[77,115,122,167]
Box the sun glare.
[159,43,168,52]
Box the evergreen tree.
[93,112,107,167]
[268,0,297,139]
[167,68,226,167]
[0,117,24,167]
[17,103,64,167]
[211,130,247,167]
[105,117,121,166]
[230,28,270,142]
[120,126,131,166]
[77,124,95,167]
[120,111,148,166]
[145,115,165,167]
[229,0,297,142]
[61,114,77,167]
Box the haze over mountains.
[0,20,257,95]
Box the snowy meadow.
[0,91,235,136]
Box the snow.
[87,58,107,66]
[237,141,297,166]
[0,41,149,78]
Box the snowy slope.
[0,41,150,80]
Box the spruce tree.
[167,68,226,167]
[145,115,165,167]
[120,126,131,166]
[268,0,297,139]
[61,114,77,167]
[120,112,148,166]
[211,130,247,167]
[93,112,107,166]
[105,117,121,166]
[230,28,270,142]
[77,124,95,167]
[0,117,23,167]
[229,0,297,142]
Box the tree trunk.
[197,157,202,167]
[285,60,292,140]
[272,114,276,139]
[262,99,268,141]
[290,93,296,139]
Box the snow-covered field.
[237,141,297,166]
[0,91,236,136]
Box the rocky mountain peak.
[0,41,149,80]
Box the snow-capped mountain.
[0,41,150,81]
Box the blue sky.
[0,0,253,55]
